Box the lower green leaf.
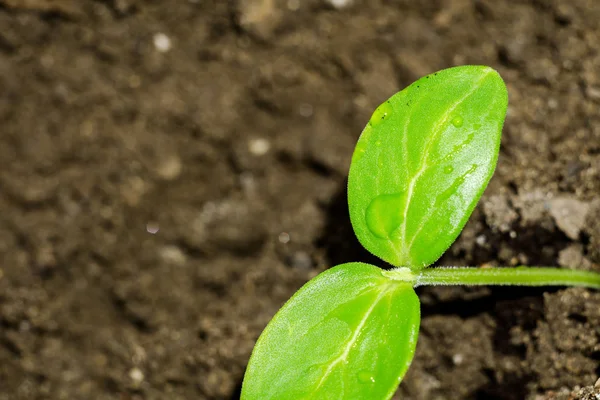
[241,262,421,400]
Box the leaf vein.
[313,286,391,393]
[396,71,491,265]
[406,164,477,252]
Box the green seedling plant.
[241,65,600,400]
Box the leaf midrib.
[312,284,392,396]
[396,70,491,266]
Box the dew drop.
[365,193,405,239]
[352,141,367,163]
[357,370,375,384]
[369,101,393,127]
[451,115,464,127]
[434,164,478,206]
[443,165,454,174]
[352,125,375,164]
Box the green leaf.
[241,262,420,400]
[348,65,508,269]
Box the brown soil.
[1,0,599,399]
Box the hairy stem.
[414,266,600,289]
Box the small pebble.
[278,232,290,244]
[153,33,172,52]
[248,138,270,156]
[586,85,600,100]
[129,367,144,383]
[159,246,187,266]
[146,222,160,234]
[154,155,182,180]
[548,197,590,240]
[287,251,313,269]
[483,195,518,233]
[328,0,352,8]
[299,103,313,117]
[475,235,487,246]
[452,353,464,365]
[19,321,31,332]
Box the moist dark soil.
[1,0,599,399]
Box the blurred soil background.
[1,0,600,399]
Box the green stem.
[414,266,600,289]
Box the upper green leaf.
[348,65,508,269]
[241,262,420,400]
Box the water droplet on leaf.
[443,165,454,174]
[352,141,367,163]
[365,193,405,239]
[357,370,375,384]
[435,164,478,206]
[451,115,464,127]
[369,101,393,127]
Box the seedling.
[241,66,600,399]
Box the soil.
[0,0,599,399]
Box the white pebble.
[248,138,271,156]
[129,367,144,383]
[146,221,160,234]
[475,235,487,246]
[278,232,290,244]
[155,155,182,180]
[153,33,172,53]
[328,0,352,8]
[452,353,464,365]
[159,245,187,266]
